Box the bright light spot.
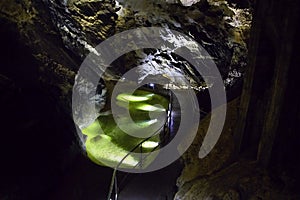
[149,83,155,87]
[136,104,166,112]
[142,141,159,149]
[117,93,151,102]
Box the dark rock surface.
[174,0,300,199]
[177,98,239,186]
[0,0,252,121]
[175,98,300,199]
[0,0,255,199]
[0,0,115,199]
[175,161,300,199]
[115,0,251,88]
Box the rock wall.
[175,0,300,198]
[0,0,118,199]
[0,0,119,112]
[115,0,251,89]
[0,0,254,199]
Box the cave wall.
[236,0,300,171]
[176,0,300,199]
[0,0,118,199]
[2,0,299,199]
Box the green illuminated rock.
[81,89,169,169]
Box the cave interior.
[0,0,300,199]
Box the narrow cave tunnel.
[0,0,299,199]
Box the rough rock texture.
[115,0,252,88]
[175,161,300,199]
[175,98,299,199]
[235,0,300,196]
[0,0,251,124]
[70,0,252,128]
[0,0,117,198]
[0,0,119,115]
[0,0,75,112]
[177,98,239,186]
[1,0,253,199]
[43,0,118,58]
[175,0,300,198]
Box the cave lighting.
[149,83,155,89]
[117,93,153,102]
[141,141,159,149]
[135,104,166,112]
